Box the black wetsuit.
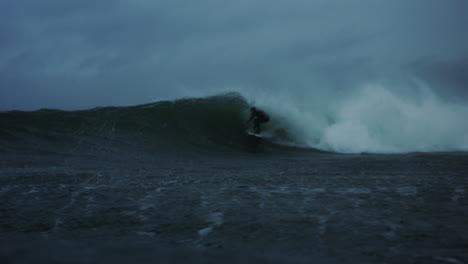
[248,109,270,134]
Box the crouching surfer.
[247,107,270,134]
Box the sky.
[1,0,468,110]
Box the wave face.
[0,93,260,154]
[1,89,468,154]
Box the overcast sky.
[1,0,467,110]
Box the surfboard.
[246,130,263,151]
[247,131,263,138]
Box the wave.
[0,93,295,153]
[1,87,468,154]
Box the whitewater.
[256,83,468,154]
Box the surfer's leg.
[254,118,260,134]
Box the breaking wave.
[1,87,467,154]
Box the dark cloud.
[405,58,468,101]
[1,0,468,110]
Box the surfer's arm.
[247,114,254,123]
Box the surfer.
[247,107,270,134]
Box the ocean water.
[1,93,467,263]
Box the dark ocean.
[1,94,467,263]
